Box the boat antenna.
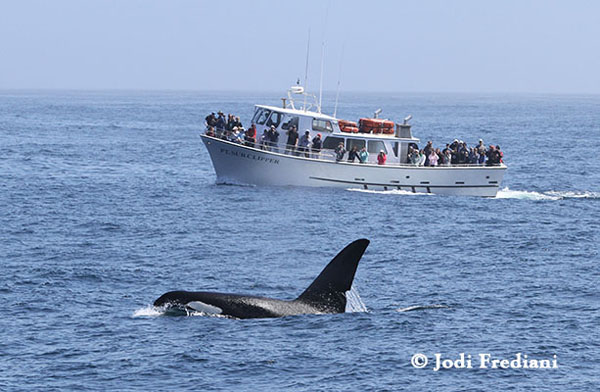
[318,1,330,114]
[318,41,325,114]
[333,41,345,118]
[303,28,311,111]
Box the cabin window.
[281,115,299,130]
[252,108,264,124]
[266,111,282,128]
[253,108,271,125]
[251,108,263,123]
[323,136,344,150]
[312,118,333,133]
[392,142,399,157]
[346,138,366,151]
[368,140,387,154]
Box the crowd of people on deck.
[406,139,503,167]
[204,111,326,157]
[205,111,259,146]
[334,143,378,164]
[205,112,503,166]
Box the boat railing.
[203,134,504,168]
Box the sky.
[0,0,599,93]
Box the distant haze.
[1,0,599,94]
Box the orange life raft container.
[358,118,395,134]
[338,120,359,133]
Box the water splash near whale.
[345,286,368,313]
[396,304,449,312]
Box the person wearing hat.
[311,133,323,158]
[229,126,243,143]
[377,150,387,165]
[450,139,459,150]
[476,138,486,156]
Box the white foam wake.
[495,187,600,200]
[347,186,598,200]
[494,188,560,200]
[545,190,600,199]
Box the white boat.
[201,87,507,197]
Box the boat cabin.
[250,103,419,165]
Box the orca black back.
[153,239,370,318]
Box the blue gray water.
[1,91,599,391]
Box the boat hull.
[201,135,506,197]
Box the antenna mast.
[318,2,330,114]
[318,42,325,114]
[303,29,311,111]
[333,42,345,118]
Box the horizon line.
[1,87,599,97]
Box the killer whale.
[153,239,370,319]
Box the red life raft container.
[338,120,359,133]
[358,118,395,134]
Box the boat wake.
[347,186,599,200]
[396,304,449,312]
[495,187,600,201]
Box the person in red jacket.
[377,150,387,165]
[496,145,504,163]
[245,124,257,148]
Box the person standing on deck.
[423,141,433,166]
[205,113,217,127]
[476,139,486,156]
[298,131,311,158]
[377,150,387,165]
[245,124,257,148]
[335,142,346,162]
[311,133,323,158]
[268,125,279,152]
[358,147,369,163]
[285,125,299,155]
[428,149,439,166]
[215,112,227,136]
[347,146,360,163]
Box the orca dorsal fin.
[295,239,369,312]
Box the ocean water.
[1,90,599,391]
